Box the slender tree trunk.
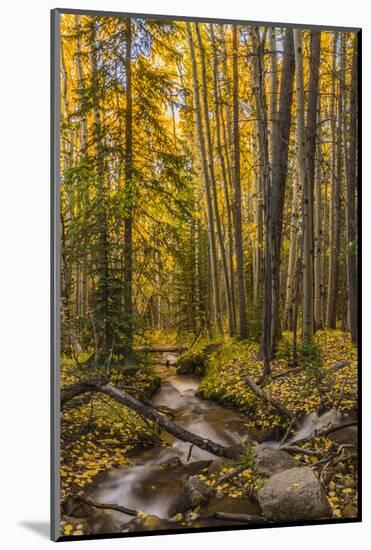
[232,25,248,339]
[219,81,237,329]
[74,15,89,320]
[252,131,263,306]
[306,31,322,331]
[268,27,279,161]
[211,25,236,335]
[326,33,340,329]
[123,17,134,354]
[270,28,295,350]
[60,40,74,314]
[251,27,272,373]
[187,23,223,335]
[90,19,111,351]
[74,15,88,155]
[294,29,314,343]
[197,24,232,335]
[306,31,321,219]
[345,36,358,344]
[314,115,324,329]
[284,167,300,329]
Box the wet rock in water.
[254,446,297,477]
[249,426,283,443]
[328,425,358,449]
[258,467,331,521]
[205,493,262,517]
[62,496,95,518]
[169,476,215,516]
[185,460,212,475]
[160,456,186,470]
[135,514,165,530]
[176,362,198,375]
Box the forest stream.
[82,352,262,534]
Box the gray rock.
[160,456,185,470]
[328,425,358,449]
[258,466,331,521]
[62,496,95,518]
[208,458,234,474]
[169,476,214,516]
[185,460,212,475]
[254,446,297,477]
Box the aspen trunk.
[197,24,232,335]
[345,36,358,344]
[210,25,236,335]
[219,80,237,329]
[306,31,322,331]
[187,23,223,335]
[284,168,300,329]
[294,29,314,343]
[326,33,340,329]
[268,27,279,161]
[251,27,272,374]
[232,25,248,339]
[314,118,324,329]
[252,131,263,306]
[123,17,134,354]
[270,28,295,350]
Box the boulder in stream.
[62,496,95,518]
[258,466,331,521]
[254,446,297,477]
[185,460,212,475]
[169,475,215,516]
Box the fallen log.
[280,445,323,457]
[62,394,92,411]
[203,512,266,524]
[244,375,299,427]
[134,346,187,354]
[72,495,138,517]
[61,381,239,459]
[331,360,350,371]
[61,379,104,408]
[98,384,239,458]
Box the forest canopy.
[60,15,358,368]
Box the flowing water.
[80,352,353,534]
[83,352,259,534]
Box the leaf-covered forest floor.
[60,329,358,535]
[197,330,357,428]
[60,361,161,500]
